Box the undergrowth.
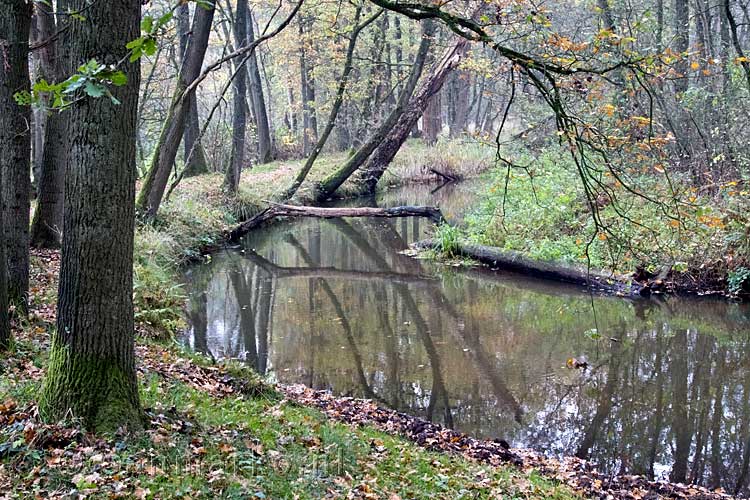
[461,145,750,294]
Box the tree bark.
[247,9,273,163]
[0,162,8,350]
[0,0,32,312]
[422,91,442,144]
[136,3,216,220]
[177,4,210,177]
[29,0,67,249]
[225,0,250,194]
[674,0,690,94]
[449,71,469,137]
[39,0,143,432]
[299,17,318,155]
[312,20,435,202]
[352,34,471,195]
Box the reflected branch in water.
[335,220,524,424]
[283,234,389,407]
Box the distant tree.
[0,0,32,312]
[177,3,210,177]
[40,0,143,431]
[225,0,250,193]
[137,2,216,220]
[29,0,67,249]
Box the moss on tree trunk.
[41,342,143,432]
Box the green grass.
[457,144,750,293]
[1,339,578,500]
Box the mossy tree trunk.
[310,20,435,203]
[351,35,470,195]
[40,0,143,432]
[0,0,32,312]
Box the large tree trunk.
[352,35,471,195]
[247,10,273,164]
[30,0,67,249]
[0,0,32,312]
[136,3,216,220]
[39,0,143,432]
[311,21,435,202]
[225,0,250,194]
[177,4,210,177]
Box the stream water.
[183,182,750,495]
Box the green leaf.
[108,71,128,86]
[141,15,154,33]
[84,81,105,98]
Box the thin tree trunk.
[177,4,210,177]
[247,9,273,163]
[39,0,142,432]
[352,33,472,195]
[0,0,32,312]
[29,0,66,249]
[225,0,250,194]
[312,20,436,202]
[136,3,216,220]
[299,17,317,155]
[449,71,469,137]
[423,92,442,144]
[725,0,750,91]
[674,0,690,94]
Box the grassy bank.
[435,145,750,296]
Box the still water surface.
[183,182,750,495]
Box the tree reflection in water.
[184,206,750,495]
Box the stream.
[183,181,750,495]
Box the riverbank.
[133,139,493,337]
[428,145,750,298]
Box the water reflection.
[183,185,750,496]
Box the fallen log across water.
[414,239,655,298]
[226,203,445,242]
